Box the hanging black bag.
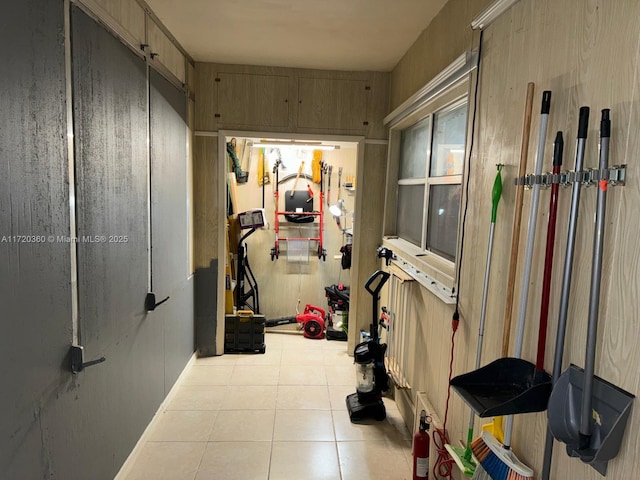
[340,244,352,269]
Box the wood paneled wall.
[389,0,640,478]
[390,0,492,110]
[194,136,219,269]
[194,63,390,353]
[348,143,388,351]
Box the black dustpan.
[450,357,551,417]
[451,125,563,420]
[547,365,634,476]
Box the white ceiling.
[145,0,448,71]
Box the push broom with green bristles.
[445,165,503,477]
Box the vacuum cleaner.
[346,270,391,422]
[325,283,350,341]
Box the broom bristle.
[474,431,533,480]
[507,472,530,480]
[484,452,509,480]
[471,435,488,459]
[471,443,489,462]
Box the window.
[396,99,468,262]
[382,53,476,301]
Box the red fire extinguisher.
[413,410,431,479]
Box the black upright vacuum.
[346,270,390,422]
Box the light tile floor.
[122,332,413,480]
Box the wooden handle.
[290,161,304,197]
[501,82,535,357]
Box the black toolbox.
[224,310,266,354]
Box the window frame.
[397,97,467,257]
[383,74,474,300]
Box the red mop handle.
[536,132,563,370]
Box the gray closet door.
[149,69,194,389]
[0,2,69,477]
[67,7,165,477]
[72,7,150,349]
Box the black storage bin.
[224,310,266,354]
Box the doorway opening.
[220,132,360,342]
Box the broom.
[471,431,533,480]
[445,165,502,476]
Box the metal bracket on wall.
[389,256,456,305]
[377,246,394,266]
[515,165,627,189]
[70,345,106,374]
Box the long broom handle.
[505,90,552,448]
[502,82,535,356]
[535,132,564,371]
[490,84,535,444]
[464,167,503,454]
[513,90,551,358]
[580,109,610,447]
[541,106,590,480]
[553,107,589,382]
[475,168,503,372]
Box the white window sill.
[382,236,456,305]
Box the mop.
[446,165,502,476]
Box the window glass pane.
[426,184,461,261]
[430,103,467,177]
[399,116,430,179]
[397,184,425,247]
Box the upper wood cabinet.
[297,77,369,132]
[91,0,145,46]
[195,64,389,136]
[147,18,186,83]
[216,73,289,127]
[89,0,187,86]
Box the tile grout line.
[268,333,281,479]
[190,440,208,480]
[331,407,345,480]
